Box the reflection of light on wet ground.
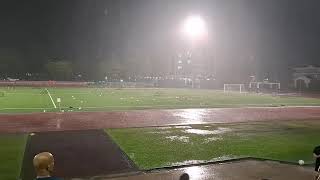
[173,109,208,124]
[174,125,192,129]
[209,155,239,161]
[185,127,231,135]
[56,118,62,129]
[183,166,207,180]
[165,136,189,143]
[157,126,172,129]
[171,160,204,166]
[170,155,236,167]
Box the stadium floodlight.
[181,15,207,40]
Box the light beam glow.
[181,15,207,40]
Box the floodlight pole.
[181,15,208,89]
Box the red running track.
[0,107,320,133]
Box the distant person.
[179,173,189,180]
[33,152,62,180]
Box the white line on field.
[1,107,54,110]
[45,88,57,108]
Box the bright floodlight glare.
[182,15,207,40]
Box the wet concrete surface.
[1,107,320,133]
[103,160,317,180]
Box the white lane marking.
[45,88,57,108]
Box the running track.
[1,107,320,133]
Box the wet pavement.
[102,160,316,180]
[1,107,320,133]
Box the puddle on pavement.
[184,127,231,135]
[165,136,190,143]
[182,166,207,180]
[173,109,208,124]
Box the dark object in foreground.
[179,173,189,180]
[33,152,62,180]
[314,146,320,172]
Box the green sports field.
[1,87,320,179]
[0,134,27,180]
[2,120,320,179]
[107,120,320,169]
[0,87,320,113]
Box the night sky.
[2,0,320,81]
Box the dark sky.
[2,0,320,80]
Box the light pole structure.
[180,15,208,88]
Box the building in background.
[292,65,320,90]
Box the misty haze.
[1,1,320,180]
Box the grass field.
[0,87,320,113]
[0,134,27,180]
[1,87,320,178]
[1,120,319,179]
[107,120,320,169]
